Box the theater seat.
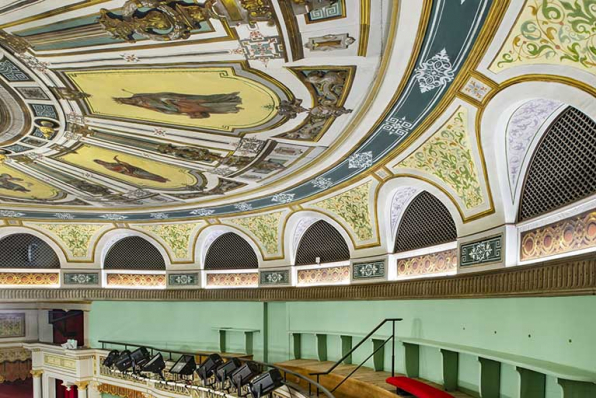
[386,376,454,398]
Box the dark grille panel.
[104,236,165,270]
[0,234,60,268]
[519,107,596,221]
[394,191,457,253]
[204,232,258,270]
[295,220,350,266]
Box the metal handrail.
[308,318,402,395]
[98,340,334,398]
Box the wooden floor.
[276,359,473,398]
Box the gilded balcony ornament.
[99,0,217,43]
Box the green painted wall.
[89,295,596,397]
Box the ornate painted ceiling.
[0,0,592,228]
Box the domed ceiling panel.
[0,0,495,221]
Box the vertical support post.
[558,379,596,398]
[292,333,301,360]
[479,357,501,398]
[517,367,546,398]
[262,302,268,363]
[372,339,386,371]
[219,329,226,353]
[75,382,89,398]
[403,343,420,378]
[391,321,396,377]
[31,370,43,398]
[440,349,458,392]
[244,331,254,356]
[316,334,327,362]
[340,335,353,364]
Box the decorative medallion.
[460,235,502,267]
[168,273,199,286]
[260,270,290,286]
[63,273,100,285]
[352,261,385,280]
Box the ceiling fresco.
[0,0,585,225]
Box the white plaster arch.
[377,177,464,253]
[284,210,356,266]
[194,225,264,270]
[94,228,172,270]
[0,226,68,267]
[480,81,596,223]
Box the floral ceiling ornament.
[506,99,563,197]
[312,181,374,242]
[380,117,413,138]
[0,210,24,218]
[312,176,333,189]
[348,152,373,169]
[272,193,295,204]
[32,223,105,259]
[398,107,485,209]
[234,202,253,211]
[138,222,204,260]
[491,0,596,75]
[99,214,128,221]
[414,48,454,93]
[227,211,283,255]
[190,208,215,216]
[390,187,419,233]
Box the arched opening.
[394,191,457,253]
[104,236,166,270]
[295,220,350,266]
[518,107,596,222]
[204,232,258,270]
[0,233,60,268]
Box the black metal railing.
[308,318,402,395]
[99,340,334,398]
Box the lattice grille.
[104,236,165,270]
[519,107,596,221]
[394,191,457,253]
[204,232,258,270]
[0,233,60,268]
[295,220,350,266]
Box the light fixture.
[197,353,223,384]
[102,350,120,368]
[216,357,242,388]
[142,353,166,379]
[170,354,197,376]
[115,350,133,372]
[250,369,284,398]
[131,347,151,368]
[231,361,260,396]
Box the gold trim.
[30,370,43,378]
[0,0,112,29]
[358,0,371,56]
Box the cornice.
[0,254,594,302]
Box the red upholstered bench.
[386,377,454,398]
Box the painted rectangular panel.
[352,260,385,280]
[297,266,350,286]
[520,209,596,261]
[0,313,25,338]
[206,273,258,288]
[306,0,345,22]
[63,272,99,285]
[106,274,165,287]
[0,273,59,286]
[259,270,290,286]
[168,273,199,286]
[398,249,457,277]
[460,235,503,267]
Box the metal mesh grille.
[394,191,457,253]
[104,236,165,270]
[204,232,258,270]
[0,233,60,268]
[295,220,350,266]
[518,107,596,221]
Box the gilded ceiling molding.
[306,179,379,247]
[130,221,207,263]
[489,0,596,76]
[397,107,487,210]
[222,211,286,258]
[23,222,112,262]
